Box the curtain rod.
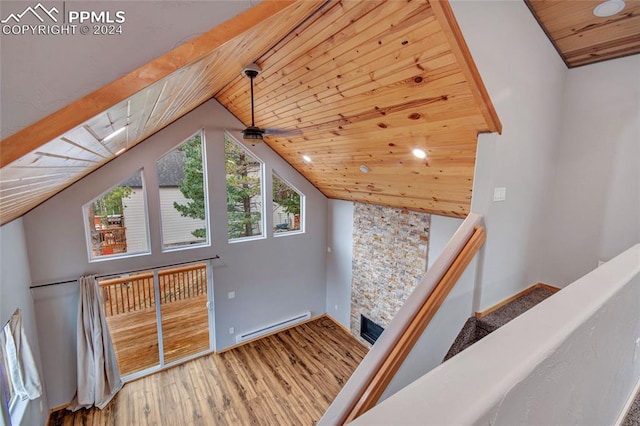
[29,255,220,290]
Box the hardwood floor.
[49,316,367,425]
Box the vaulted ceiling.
[217,0,501,218]
[1,0,637,225]
[0,0,500,225]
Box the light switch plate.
[493,187,506,202]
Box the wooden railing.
[99,263,207,317]
[320,213,486,425]
[94,226,127,255]
[344,226,486,423]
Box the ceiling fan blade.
[264,128,303,137]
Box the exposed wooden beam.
[430,0,502,134]
[0,1,299,168]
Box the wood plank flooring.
[49,316,368,425]
[106,294,210,376]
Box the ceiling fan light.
[242,126,264,146]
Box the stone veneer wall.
[351,203,430,346]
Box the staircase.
[444,285,557,361]
[443,284,640,426]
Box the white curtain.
[3,309,42,401]
[68,275,123,411]
[0,309,42,426]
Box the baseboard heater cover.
[236,311,311,344]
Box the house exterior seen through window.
[225,133,264,241]
[157,131,209,250]
[83,169,150,261]
[272,172,304,235]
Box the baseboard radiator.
[236,311,311,344]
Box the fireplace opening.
[360,315,384,345]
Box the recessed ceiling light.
[593,0,625,17]
[302,155,312,163]
[412,148,427,159]
[360,165,370,173]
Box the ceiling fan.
[240,63,300,146]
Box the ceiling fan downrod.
[242,63,264,145]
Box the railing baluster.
[172,274,176,302]
[109,286,114,316]
[140,278,144,309]
[134,279,140,311]
[128,282,132,313]
[186,271,189,298]
[118,283,123,315]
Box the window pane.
[84,169,149,260]
[272,173,304,234]
[225,134,263,240]
[157,132,208,249]
[158,262,210,363]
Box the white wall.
[353,244,640,426]
[450,0,568,310]
[539,55,640,287]
[0,219,48,425]
[0,0,253,139]
[23,99,328,408]
[325,200,354,329]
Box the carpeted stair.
[442,285,640,425]
[624,392,640,426]
[443,286,556,362]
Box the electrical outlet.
[634,338,640,363]
[228,291,235,299]
[334,304,338,311]
[327,246,332,253]
[229,327,234,334]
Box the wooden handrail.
[156,263,207,276]
[342,226,487,424]
[99,272,154,287]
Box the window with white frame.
[225,133,264,241]
[83,169,150,261]
[157,131,209,250]
[272,172,304,235]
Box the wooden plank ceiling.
[0,0,501,225]
[217,0,500,218]
[526,0,640,67]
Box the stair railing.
[320,212,486,425]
